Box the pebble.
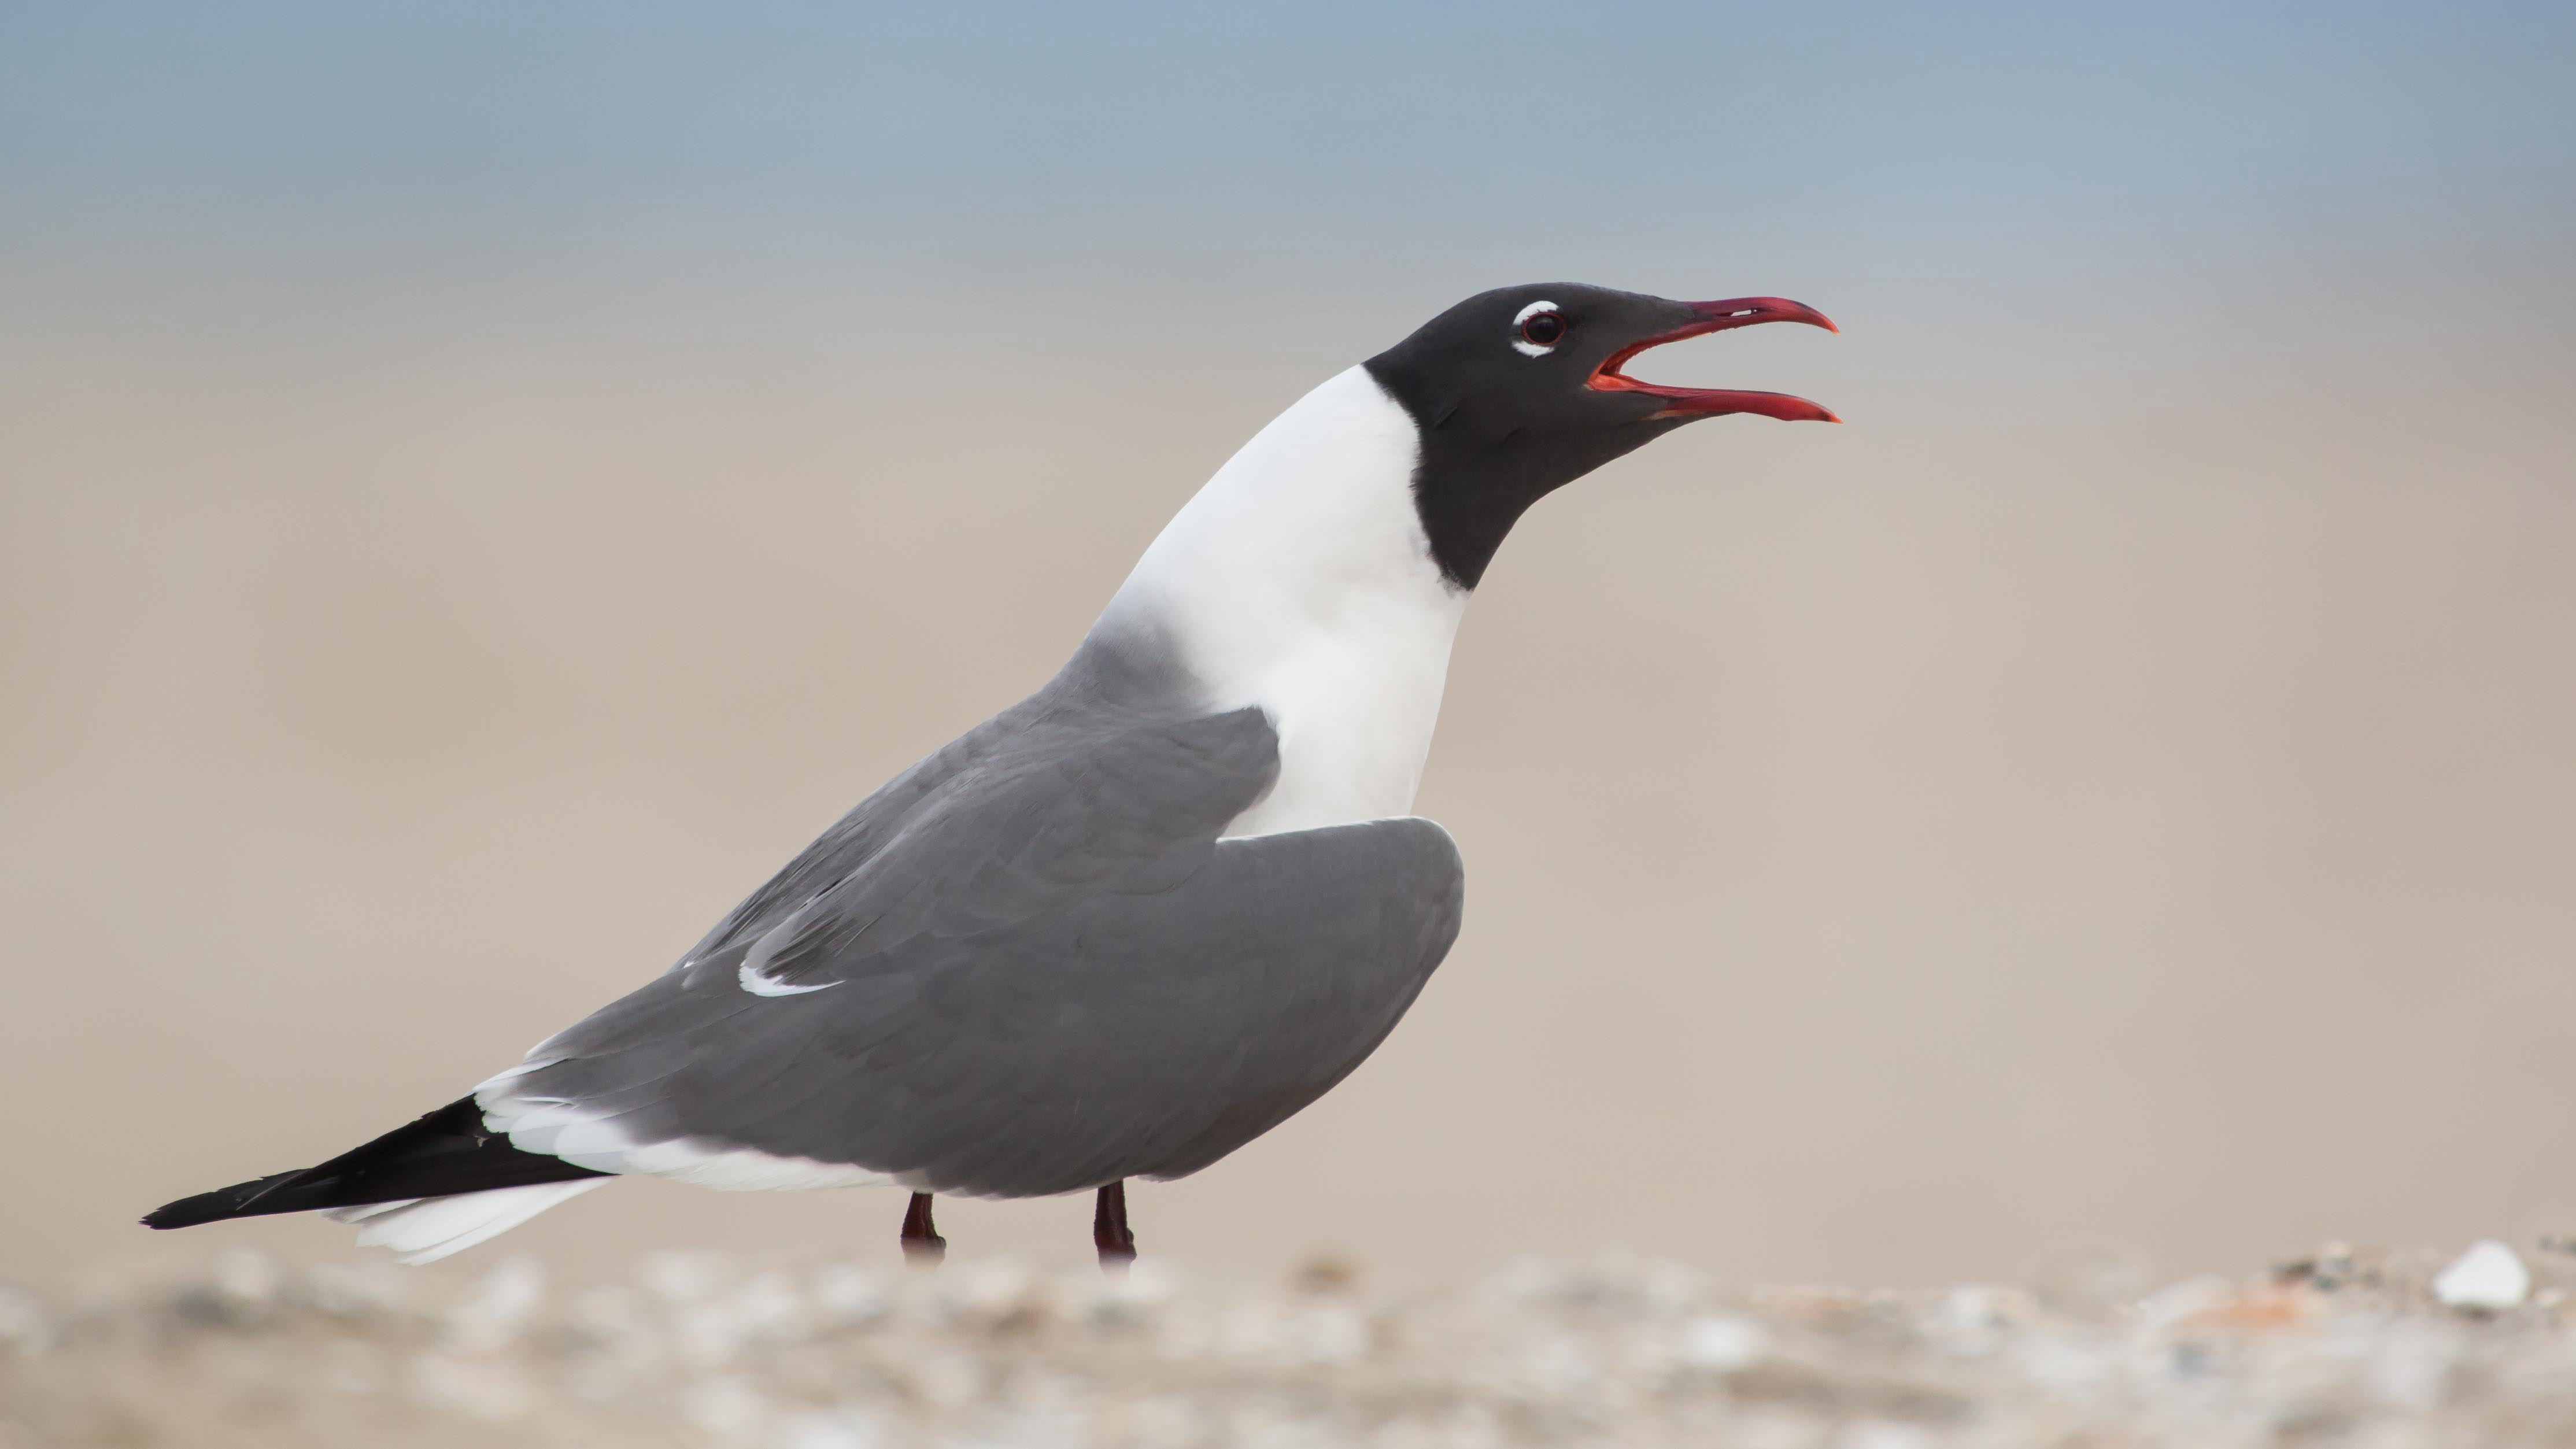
[1675,1312,1769,1372]
[2431,1240,2530,1312]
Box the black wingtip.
[142,1171,307,1230]
[140,1096,609,1234]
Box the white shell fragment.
[2432,1239,2530,1311]
[1676,1313,1771,1372]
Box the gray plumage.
[487,630,1465,1197]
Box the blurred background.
[2,2,2570,1293]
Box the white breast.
[1096,365,1468,838]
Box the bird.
[143,283,1838,1269]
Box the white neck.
[1096,365,1469,838]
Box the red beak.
[1587,296,1840,423]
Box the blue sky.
[8,4,2569,280]
[9,2,2569,441]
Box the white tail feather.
[322,1180,610,1265]
[321,1198,417,1225]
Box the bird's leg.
[900,1192,946,1266]
[1093,1180,1137,1271]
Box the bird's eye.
[1511,301,1566,357]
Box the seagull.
[145,283,1837,1268]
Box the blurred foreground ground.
[8,1243,2576,1448]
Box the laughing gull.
[145,283,1837,1267]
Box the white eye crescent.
[1511,300,1565,357]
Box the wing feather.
[481,704,1463,1197]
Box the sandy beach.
[10,1241,2576,1447]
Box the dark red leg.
[1093,1180,1137,1270]
[900,1192,946,1266]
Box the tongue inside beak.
[1588,295,1840,423]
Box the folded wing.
[480,704,1465,1198]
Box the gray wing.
[482,705,1465,1197]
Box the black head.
[1363,282,1837,590]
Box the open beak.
[1587,296,1840,423]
